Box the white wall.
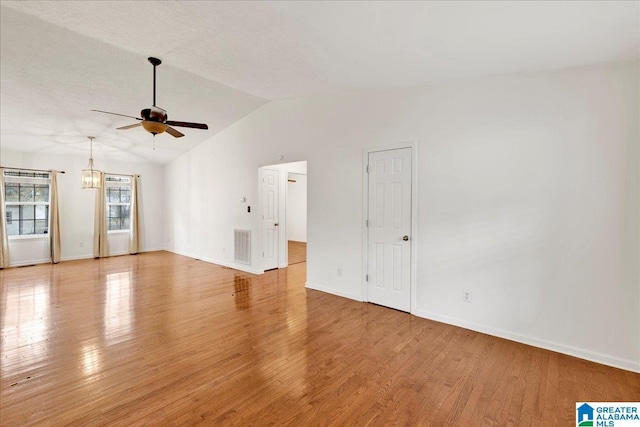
[164,60,639,372]
[287,173,307,242]
[0,149,164,265]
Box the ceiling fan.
[92,57,208,138]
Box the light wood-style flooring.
[288,240,306,265]
[1,252,638,426]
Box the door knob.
[402,235,409,241]
[274,223,279,227]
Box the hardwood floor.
[1,252,638,426]
[288,240,306,265]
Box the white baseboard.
[413,308,640,374]
[9,258,50,267]
[60,254,95,262]
[142,247,164,253]
[109,251,129,257]
[166,249,264,275]
[12,251,132,266]
[58,248,165,264]
[305,282,363,302]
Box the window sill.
[108,230,130,235]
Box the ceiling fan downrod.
[148,57,162,107]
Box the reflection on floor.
[288,240,306,265]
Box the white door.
[367,148,412,312]
[262,168,279,270]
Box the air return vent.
[234,229,251,265]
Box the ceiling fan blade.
[165,126,185,138]
[165,120,208,130]
[117,123,143,130]
[92,110,141,120]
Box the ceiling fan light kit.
[92,57,208,140]
[82,136,102,189]
[141,120,167,135]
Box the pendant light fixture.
[82,136,102,189]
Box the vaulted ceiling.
[1,1,638,164]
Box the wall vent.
[234,229,251,265]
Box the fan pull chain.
[153,134,156,150]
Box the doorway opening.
[286,171,307,265]
[259,161,307,272]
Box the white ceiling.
[1,1,638,164]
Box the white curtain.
[49,170,62,263]
[93,172,108,258]
[129,174,140,254]
[0,168,9,268]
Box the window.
[106,175,131,231]
[4,170,50,236]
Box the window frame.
[105,175,132,233]
[3,170,51,239]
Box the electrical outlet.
[337,268,342,277]
[78,242,84,248]
[463,290,472,302]
[222,247,225,253]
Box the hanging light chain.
[88,136,95,170]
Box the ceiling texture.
[1,1,638,164]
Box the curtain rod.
[0,167,139,177]
[0,166,65,174]
[107,172,140,177]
